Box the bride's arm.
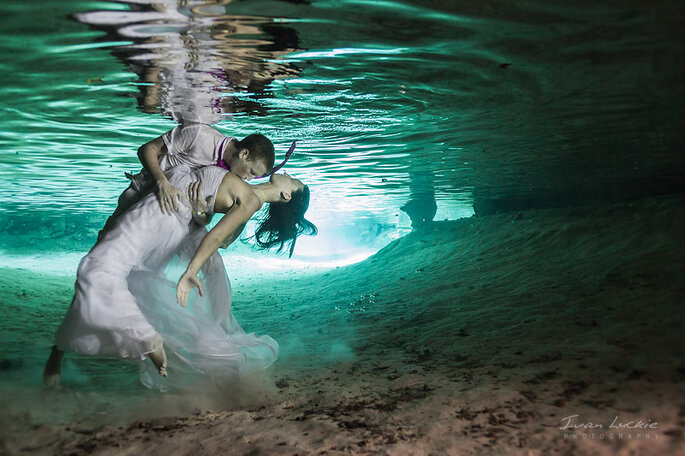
[176,190,261,306]
[220,222,247,248]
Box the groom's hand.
[156,179,183,215]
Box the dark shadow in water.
[401,170,437,231]
[71,0,305,123]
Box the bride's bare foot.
[148,341,168,377]
[43,346,64,389]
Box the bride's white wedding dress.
[53,165,278,392]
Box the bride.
[43,164,316,391]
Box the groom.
[98,122,276,241]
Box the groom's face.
[231,154,268,182]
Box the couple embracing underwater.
[43,123,317,392]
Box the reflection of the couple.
[73,0,304,123]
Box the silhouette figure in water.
[401,170,437,230]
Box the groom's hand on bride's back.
[155,179,184,215]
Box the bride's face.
[270,172,304,202]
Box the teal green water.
[1,0,683,257]
[0,0,683,421]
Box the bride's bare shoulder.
[216,172,260,212]
[221,171,242,184]
[221,172,253,192]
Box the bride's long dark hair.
[253,185,317,257]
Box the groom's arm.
[137,136,167,183]
[138,136,183,215]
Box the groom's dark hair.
[236,134,275,170]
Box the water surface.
[1,0,682,257]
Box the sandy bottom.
[1,194,684,455]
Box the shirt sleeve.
[161,124,202,156]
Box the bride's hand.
[187,181,211,213]
[176,270,204,307]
